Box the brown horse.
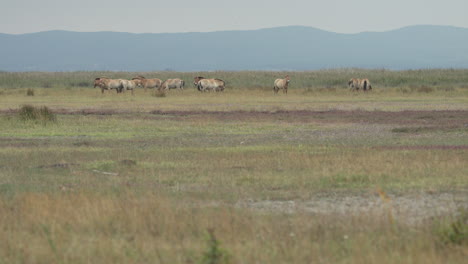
[273,75,290,94]
[193,77,225,92]
[132,76,162,92]
[160,78,185,90]
[94,77,123,94]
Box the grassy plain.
[0,70,467,263]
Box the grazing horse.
[160,78,185,90]
[132,76,162,92]
[193,76,225,92]
[273,75,290,94]
[94,77,123,94]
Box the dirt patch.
[375,145,468,150]
[2,109,467,127]
[237,192,468,225]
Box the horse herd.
[93,75,372,94]
[93,76,185,94]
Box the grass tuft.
[18,105,56,123]
[26,88,34,96]
[153,90,166,97]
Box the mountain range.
[1,25,467,71]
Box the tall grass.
[0,192,466,264]
[1,69,468,89]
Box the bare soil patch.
[237,191,468,225]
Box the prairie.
[0,70,467,263]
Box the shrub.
[434,209,468,245]
[18,105,37,121]
[26,88,34,96]
[19,105,56,123]
[198,229,230,264]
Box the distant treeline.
[1,69,468,89]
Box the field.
[0,70,467,263]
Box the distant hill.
[1,25,468,71]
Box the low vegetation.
[0,70,467,263]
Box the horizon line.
[1,24,466,36]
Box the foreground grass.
[1,192,467,264]
[0,79,467,263]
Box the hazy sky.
[2,0,468,34]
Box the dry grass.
[1,192,466,264]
